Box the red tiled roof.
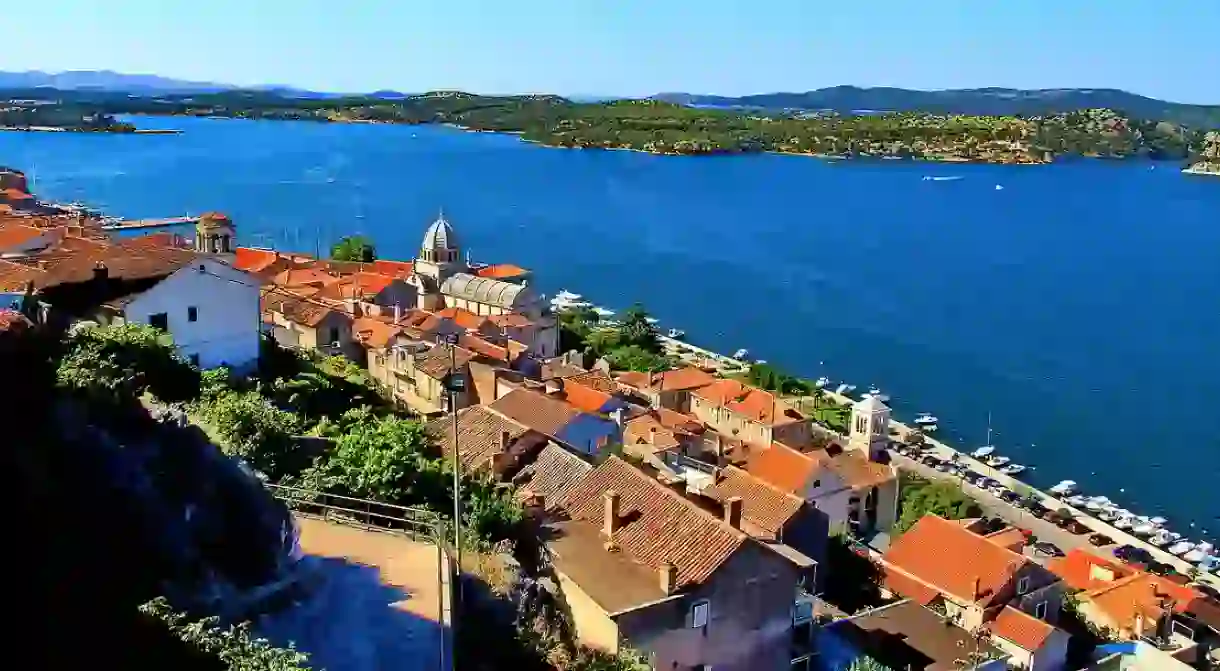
[617,366,717,393]
[703,465,805,537]
[566,370,620,394]
[882,566,941,605]
[0,224,47,250]
[488,388,584,438]
[351,316,401,349]
[414,345,475,380]
[1081,572,1210,633]
[1047,550,1135,592]
[458,333,510,362]
[1,188,33,201]
[426,404,544,471]
[271,268,338,288]
[489,312,533,328]
[562,382,618,415]
[436,306,490,330]
[988,606,1057,651]
[743,442,825,494]
[475,263,529,279]
[372,259,414,278]
[234,247,282,273]
[693,379,804,426]
[262,288,340,328]
[883,515,1030,606]
[513,443,593,506]
[555,456,749,590]
[0,308,32,333]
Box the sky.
[5,1,1219,103]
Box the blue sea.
[3,115,1218,538]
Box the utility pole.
[443,333,464,606]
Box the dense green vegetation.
[0,102,135,131]
[745,362,815,395]
[895,472,983,533]
[330,234,376,262]
[19,87,1213,164]
[142,598,311,671]
[558,303,674,372]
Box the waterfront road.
[890,451,1219,590]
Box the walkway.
[258,516,453,671]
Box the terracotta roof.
[883,515,1029,606]
[542,360,588,381]
[0,308,32,333]
[436,306,490,330]
[1049,551,1132,595]
[29,247,199,290]
[414,345,475,380]
[566,370,620,394]
[0,259,45,292]
[458,333,510,362]
[989,606,1057,651]
[693,379,805,426]
[474,263,529,279]
[743,441,825,494]
[513,443,593,505]
[617,366,717,393]
[371,259,414,278]
[1081,572,1211,633]
[983,527,1029,552]
[0,224,47,250]
[828,451,896,490]
[489,388,583,438]
[562,380,620,415]
[555,456,749,590]
[352,316,402,349]
[426,404,540,471]
[117,232,186,251]
[234,247,281,273]
[1,188,33,200]
[623,408,704,453]
[262,289,340,328]
[703,465,805,537]
[882,568,941,605]
[489,312,533,328]
[271,268,338,288]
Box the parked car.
[1089,533,1114,547]
[1064,520,1091,535]
[999,491,1021,503]
[1114,545,1154,564]
[1034,541,1065,558]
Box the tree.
[329,235,375,262]
[141,597,311,670]
[192,390,307,480]
[895,473,982,533]
[616,304,661,353]
[605,344,671,373]
[302,415,444,505]
[57,323,201,404]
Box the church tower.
[413,211,464,283]
[194,212,236,255]
[848,394,891,461]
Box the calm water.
[4,116,1218,538]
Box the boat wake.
[922,175,964,182]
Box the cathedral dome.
[421,212,458,253]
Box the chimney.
[649,426,658,444]
[724,496,743,530]
[92,261,108,282]
[500,430,512,451]
[611,407,624,428]
[603,490,621,537]
[394,303,402,323]
[660,562,678,595]
[972,577,982,601]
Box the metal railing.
[266,482,440,541]
[266,482,455,671]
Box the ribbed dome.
[421,212,458,253]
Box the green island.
[0,103,138,132]
[1183,131,1220,175]
[15,87,1214,166]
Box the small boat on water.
[814,377,831,388]
[1064,495,1089,507]
[593,306,615,318]
[1049,480,1078,496]
[1098,508,1119,522]
[995,184,1004,191]
[1149,530,1174,547]
[835,383,856,394]
[972,446,996,458]
[1085,497,1113,512]
[1168,541,1197,556]
[1183,547,1209,563]
[999,463,1026,476]
[921,424,939,433]
[732,348,750,360]
[914,413,939,426]
[866,387,891,402]
[986,456,1011,468]
[1150,516,1168,526]
[1133,522,1158,537]
[666,328,686,339]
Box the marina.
[548,291,1217,585]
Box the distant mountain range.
[0,70,237,94]
[651,86,1220,127]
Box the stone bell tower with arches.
[194,212,236,256]
[848,394,891,461]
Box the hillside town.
[2,167,1218,671]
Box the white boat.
[1168,541,1197,556]
[1085,497,1113,512]
[732,348,750,360]
[986,456,1011,467]
[1183,548,1208,564]
[592,306,615,318]
[1197,542,1215,554]
[835,383,850,394]
[866,387,891,402]
[915,413,939,425]
[1049,480,1078,496]
[645,317,659,324]
[666,328,686,339]
[1149,530,1175,547]
[1114,516,1136,530]
[1064,495,1089,507]
[1098,509,1119,522]
[999,464,1026,476]
[1149,516,1168,526]
[814,377,831,388]
[995,184,1004,191]
[1133,523,1158,537]
[922,424,939,433]
[971,446,995,458]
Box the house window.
[187,306,198,322]
[1034,601,1047,619]
[327,327,340,346]
[690,599,710,629]
[148,312,168,330]
[189,353,200,367]
[1017,577,1030,595]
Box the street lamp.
[441,332,465,597]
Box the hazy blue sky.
[5,1,1218,102]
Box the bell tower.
[414,210,463,283]
[848,395,891,460]
[194,212,236,256]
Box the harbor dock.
[100,216,198,231]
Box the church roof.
[440,272,529,309]
[421,213,458,252]
[854,394,890,413]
